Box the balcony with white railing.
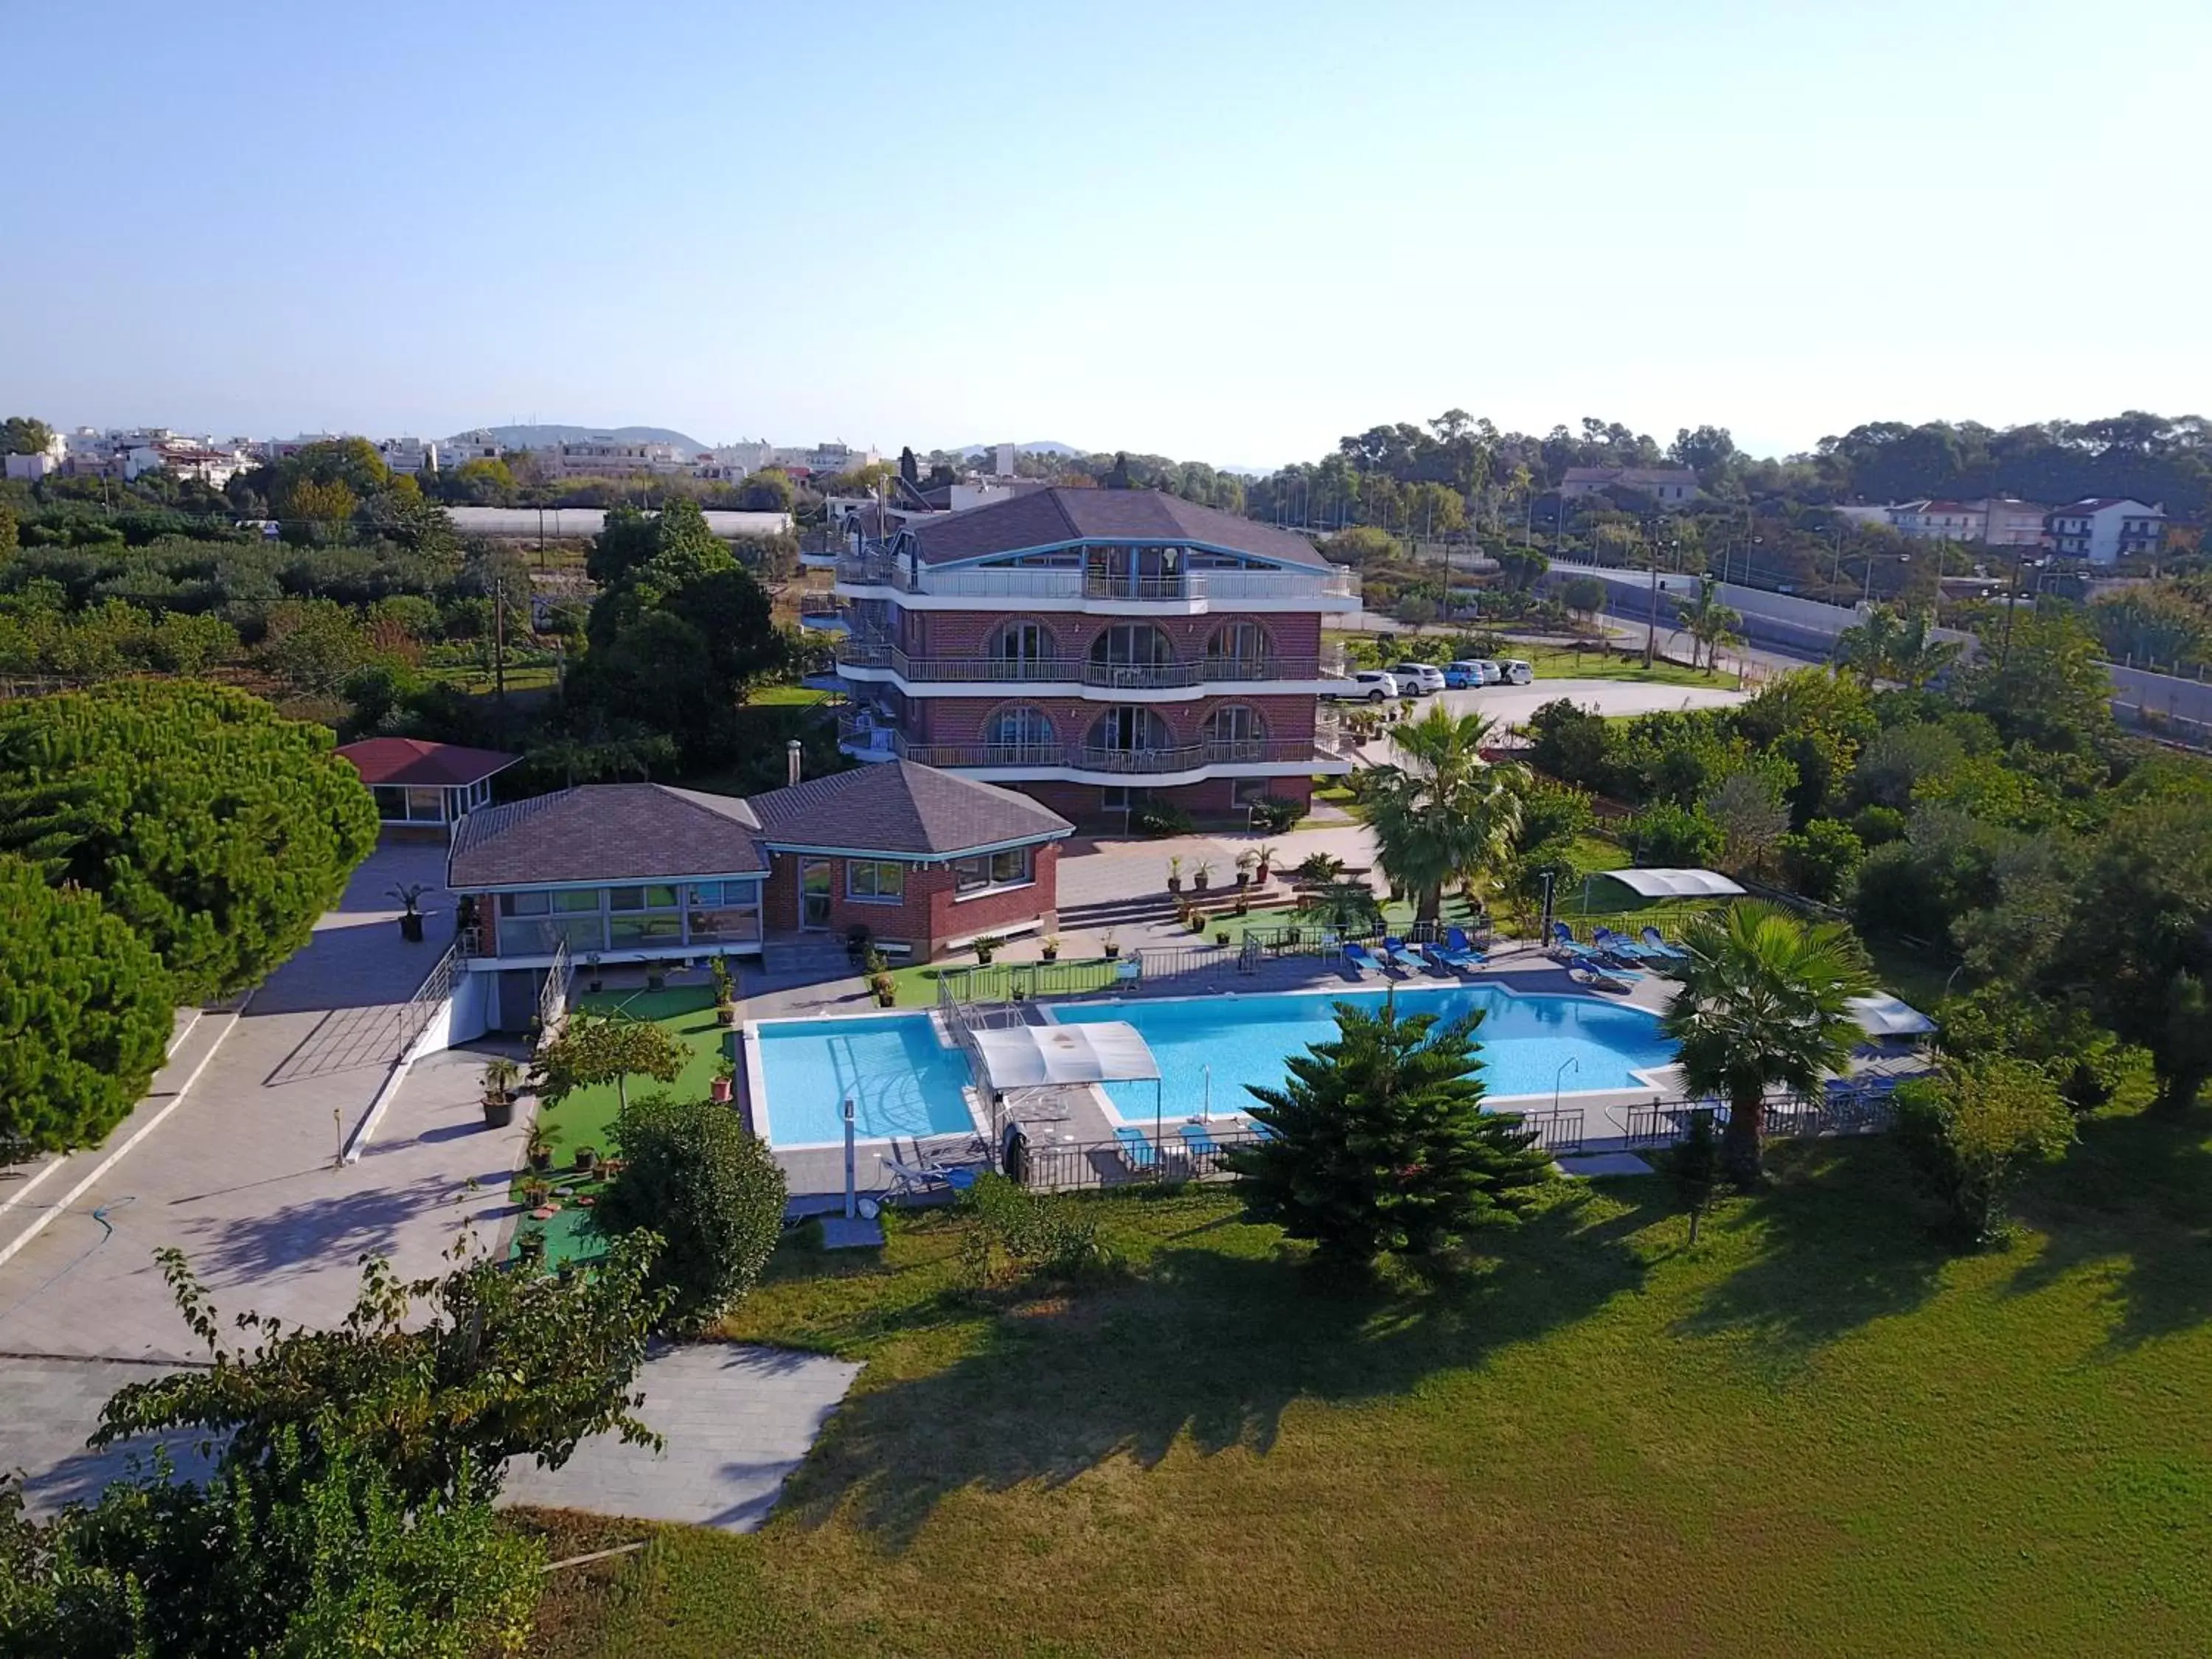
[837,712,1355,778]
[833,554,1359,611]
[832,639,1351,694]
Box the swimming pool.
[1052,986,1674,1122]
[750,1014,977,1146]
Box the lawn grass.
[526,1107,2212,1658]
[746,684,832,708]
[540,987,728,1159]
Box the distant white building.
[378,437,438,474]
[707,439,774,477]
[1558,465,1700,507]
[541,437,695,479]
[439,430,505,470]
[4,428,66,481]
[124,439,251,487]
[2046,498,2166,566]
[1885,498,2049,547]
[765,441,878,478]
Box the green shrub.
[1248,794,1304,833]
[1777,817,1864,904]
[1133,801,1194,836]
[599,1094,788,1331]
[958,1174,1124,1288]
[0,855,173,1155]
[1626,800,1723,869]
[1892,1057,2075,1247]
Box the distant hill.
[456,423,711,453]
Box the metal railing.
[1506,1109,1586,1154]
[536,936,573,1038]
[836,557,1359,604]
[836,721,1347,775]
[834,644,1346,689]
[394,942,462,1061]
[1012,1127,1265,1192]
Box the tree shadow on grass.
[1672,1135,1952,1373]
[774,1180,1668,1551]
[1995,1105,2212,1352]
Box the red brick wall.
[756,844,1060,961]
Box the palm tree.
[1659,903,1875,1182]
[1836,605,1959,688]
[1678,580,1743,672]
[1363,705,1526,925]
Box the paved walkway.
[2,1343,860,1530]
[504,1343,861,1530]
[0,843,509,1364]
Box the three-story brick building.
[832,487,1360,824]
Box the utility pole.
[493,572,508,723]
[1644,558,1661,668]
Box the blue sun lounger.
[1113,1126,1161,1170]
[1433,926,1486,969]
[1639,927,1689,963]
[1178,1121,1225,1158]
[1343,940,1386,975]
[1593,927,1655,964]
[1384,936,1428,971]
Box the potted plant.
[710,1055,735,1104]
[1234,850,1256,888]
[1166,856,1183,894]
[518,1175,553,1208]
[1188,911,1207,934]
[844,924,872,965]
[646,965,666,991]
[1214,928,1231,947]
[525,1120,560,1173]
[711,956,736,1023]
[480,1057,520,1128]
[1040,934,1060,963]
[1234,894,1250,917]
[1101,931,1120,959]
[573,1143,599,1176]
[973,935,1004,967]
[516,1228,546,1265]
[870,970,897,1007]
[1255,844,1277,883]
[1191,860,1213,894]
[583,952,602,992]
[389,883,428,944]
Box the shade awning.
[970,1022,1161,1091]
[1849,994,1935,1037]
[1601,867,1747,899]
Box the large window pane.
[553,889,601,914]
[498,891,550,917]
[608,913,682,948]
[406,787,444,822]
[372,785,408,819]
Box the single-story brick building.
[445,760,1071,998]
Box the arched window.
[987,704,1054,751]
[1206,622,1271,676]
[988,619,1052,668]
[1204,704,1265,757]
[1088,623,1175,667]
[1085,706,1174,757]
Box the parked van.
[1497,658,1534,686]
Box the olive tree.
[0,681,378,1000]
[0,855,173,1155]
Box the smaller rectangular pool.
[751,1014,977,1147]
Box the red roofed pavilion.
[336,737,520,835]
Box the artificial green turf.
[526,1106,2212,1658]
[539,987,728,1159]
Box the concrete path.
[503,1343,862,1531]
[0,843,509,1364]
[3,1343,862,1532]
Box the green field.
[524,1105,2212,1657]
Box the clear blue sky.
[5,0,2205,467]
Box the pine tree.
[1225,1001,1553,1263]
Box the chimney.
[785,738,802,787]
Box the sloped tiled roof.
[448,784,766,888]
[745,760,1073,856]
[904,487,1326,568]
[337,737,519,787]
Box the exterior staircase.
[756,934,861,984]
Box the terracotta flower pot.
[710,1077,733,1104]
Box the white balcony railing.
[838,712,1352,774]
[835,556,1358,604]
[834,641,1349,689]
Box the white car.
[1392,662,1447,695]
[1496,658,1534,686]
[1332,669,1402,703]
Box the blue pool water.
[1054,986,1674,1122]
[754,1015,976,1144]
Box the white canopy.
[970,1022,1161,1091]
[1601,867,1747,899]
[1849,993,1936,1037]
